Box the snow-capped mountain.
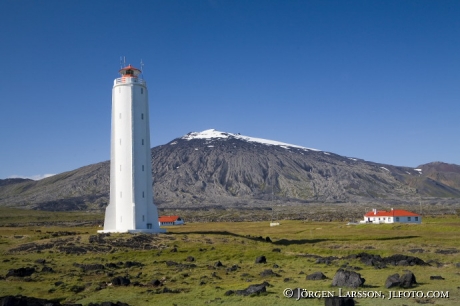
[1,129,459,210]
[181,129,319,151]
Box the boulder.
[385,273,400,288]
[226,264,239,272]
[124,261,142,268]
[111,276,130,286]
[214,261,223,268]
[41,266,54,273]
[259,269,280,277]
[234,281,269,296]
[306,271,327,280]
[399,271,416,288]
[255,256,267,264]
[331,269,365,288]
[430,275,444,280]
[6,267,35,277]
[0,295,62,305]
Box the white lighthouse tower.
[99,65,165,233]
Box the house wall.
[364,215,421,224]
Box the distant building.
[159,216,185,226]
[361,208,421,224]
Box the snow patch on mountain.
[182,129,320,151]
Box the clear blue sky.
[1,0,459,179]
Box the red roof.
[119,65,141,76]
[364,209,420,217]
[158,215,181,222]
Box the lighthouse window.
[119,113,121,119]
[141,113,144,120]
[142,139,144,145]
[143,215,145,221]
[120,192,122,198]
[141,88,143,94]
[142,165,144,171]
[142,191,145,198]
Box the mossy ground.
[0,208,459,305]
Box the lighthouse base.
[97,228,166,234]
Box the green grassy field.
[0,208,459,305]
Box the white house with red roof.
[361,208,421,224]
[158,215,185,226]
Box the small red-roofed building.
[158,215,185,226]
[361,208,421,224]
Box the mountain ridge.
[1,129,459,211]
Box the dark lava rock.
[255,256,267,264]
[385,272,417,288]
[161,287,181,294]
[430,275,444,280]
[35,259,46,265]
[385,273,401,288]
[315,256,338,265]
[324,296,355,306]
[456,263,460,268]
[259,269,280,277]
[6,267,35,277]
[124,261,143,268]
[214,261,223,268]
[234,281,270,296]
[151,279,161,287]
[165,261,178,267]
[272,248,281,252]
[74,263,105,272]
[435,249,459,255]
[0,295,62,305]
[226,264,239,272]
[346,252,427,268]
[105,263,118,269]
[111,276,130,286]
[41,266,54,273]
[399,271,417,288]
[306,271,327,280]
[186,256,195,262]
[265,237,272,242]
[386,254,427,266]
[331,269,365,288]
[408,248,425,253]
